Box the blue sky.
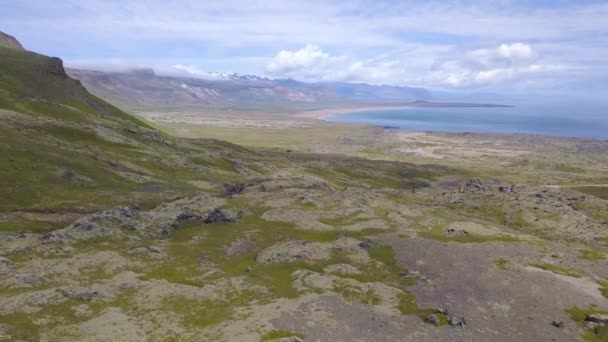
[2,0,608,95]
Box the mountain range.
[67,66,485,112]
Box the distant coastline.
[293,102,513,120]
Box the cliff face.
[47,57,68,78]
[0,31,25,50]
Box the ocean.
[324,103,608,140]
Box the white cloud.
[467,43,536,68]
[173,64,206,76]
[434,43,579,87]
[265,43,579,89]
[267,45,343,75]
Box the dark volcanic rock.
[358,240,372,249]
[586,314,608,325]
[425,314,439,325]
[47,57,68,78]
[448,316,467,328]
[204,208,241,224]
[224,183,247,197]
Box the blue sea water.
[325,103,608,140]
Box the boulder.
[586,314,608,325]
[204,208,241,224]
[224,183,247,196]
[0,257,13,273]
[448,316,467,328]
[425,314,439,325]
[58,288,99,302]
[358,240,372,249]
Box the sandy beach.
[292,105,414,120]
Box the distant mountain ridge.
[67,68,437,111]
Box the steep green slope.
[0,44,257,232]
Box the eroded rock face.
[47,57,68,78]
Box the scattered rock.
[146,246,163,254]
[204,208,241,224]
[234,160,255,175]
[324,263,361,275]
[224,238,256,257]
[196,253,208,265]
[425,314,439,325]
[586,314,608,325]
[73,304,93,318]
[57,168,93,184]
[0,257,14,273]
[270,337,303,342]
[224,183,247,196]
[586,321,600,330]
[58,288,99,302]
[448,316,467,328]
[171,208,206,228]
[19,274,46,286]
[358,240,372,249]
[551,320,565,328]
[129,246,167,259]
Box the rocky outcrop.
[47,57,68,78]
[0,31,24,50]
[41,194,233,241]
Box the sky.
[2,0,608,97]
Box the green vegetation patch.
[493,258,512,270]
[532,263,584,278]
[598,279,608,300]
[142,202,385,299]
[575,186,608,200]
[319,210,371,226]
[332,279,381,305]
[261,330,305,341]
[581,248,607,261]
[0,217,63,233]
[397,292,448,325]
[163,292,257,328]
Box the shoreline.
[291,102,514,120]
[292,105,414,120]
[290,106,608,141]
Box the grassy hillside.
[0,45,262,231]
